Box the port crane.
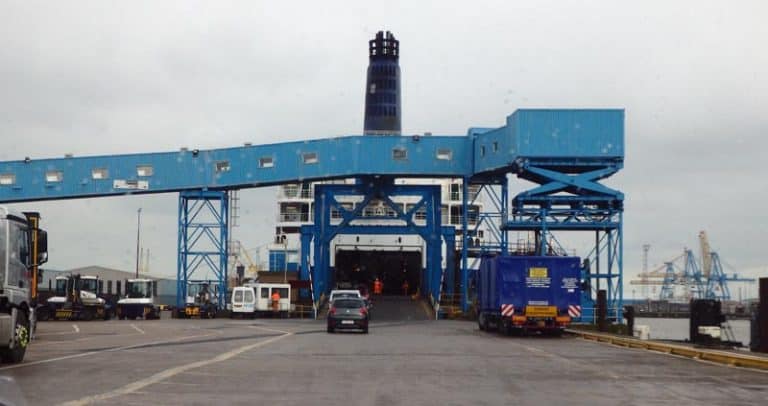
[630,232,754,301]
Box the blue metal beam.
[0,109,623,204]
[306,180,448,306]
[0,136,470,203]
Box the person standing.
[271,289,281,313]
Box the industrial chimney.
[364,31,401,135]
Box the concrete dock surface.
[2,316,767,406]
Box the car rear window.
[332,292,358,301]
[334,299,363,309]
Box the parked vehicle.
[327,298,369,334]
[117,279,160,320]
[1,208,48,364]
[328,289,362,305]
[229,283,290,318]
[477,255,581,336]
[37,275,68,321]
[50,274,111,321]
[183,281,218,318]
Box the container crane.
[698,231,755,301]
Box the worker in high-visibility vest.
[373,278,383,295]
[271,290,281,313]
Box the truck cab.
[54,274,110,321]
[39,275,69,320]
[1,207,48,364]
[183,281,218,318]
[117,279,160,320]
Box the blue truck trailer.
[477,255,582,335]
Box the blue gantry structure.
[0,109,625,318]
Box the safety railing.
[291,304,315,319]
[576,307,624,323]
[277,212,310,222]
[280,186,313,199]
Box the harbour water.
[635,317,752,347]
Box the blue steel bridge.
[0,109,625,319]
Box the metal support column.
[442,226,456,297]
[500,176,509,255]
[300,225,313,300]
[176,190,229,310]
[461,177,470,312]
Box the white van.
[230,283,291,318]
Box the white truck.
[1,207,47,364]
[229,283,290,318]
[46,274,110,321]
[117,279,160,320]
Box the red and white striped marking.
[501,304,515,317]
[568,305,582,318]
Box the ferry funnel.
[364,30,401,135]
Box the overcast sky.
[1,1,766,298]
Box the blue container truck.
[477,255,582,335]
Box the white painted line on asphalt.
[72,324,80,333]
[130,324,146,335]
[60,327,293,406]
[520,342,621,379]
[35,330,79,337]
[0,331,219,371]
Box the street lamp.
[135,208,142,278]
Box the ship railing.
[278,213,310,222]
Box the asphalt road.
[2,307,768,405]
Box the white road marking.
[72,324,80,333]
[130,324,146,335]
[0,331,219,371]
[60,327,293,406]
[521,342,622,379]
[35,330,79,337]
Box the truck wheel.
[37,307,50,322]
[500,320,511,336]
[478,313,489,331]
[81,309,94,322]
[0,310,30,364]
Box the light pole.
[135,208,142,278]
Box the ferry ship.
[262,31,490,294]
